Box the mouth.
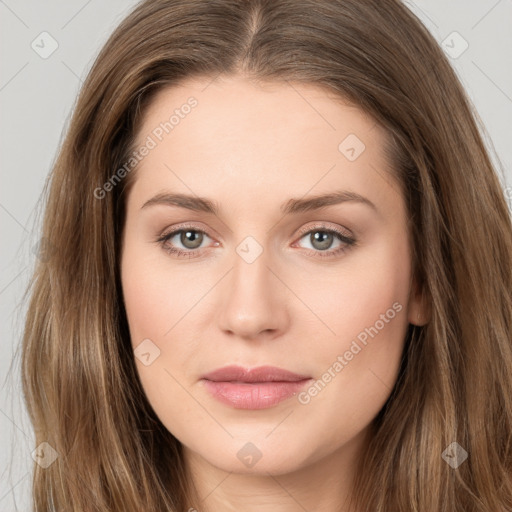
[200,365,313,409]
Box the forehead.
[128,75,400,216]
[137,75,381,151]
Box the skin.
[120,74,428,512]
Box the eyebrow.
[141,190,378,215]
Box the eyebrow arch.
[282,190,377,215]
[140,190,378,215]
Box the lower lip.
[202,379,312,409]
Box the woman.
[21,0,512,510]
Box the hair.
[19,0,512,510]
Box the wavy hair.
[20,0,512,510]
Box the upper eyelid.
[295,222,353,238]
[161,221,216,236]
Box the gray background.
[1,0,511,509]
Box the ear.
[407,274,431,326]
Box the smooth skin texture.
[120,74,428,512]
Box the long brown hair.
[20,0,512,510]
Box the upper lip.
[201,365,311,383]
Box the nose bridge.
[234,237,270,288]
[230,234,275,305]
[216,233,289,338]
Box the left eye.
[295,229,349,252]
[162,229,210,250]
[156,227,215,258]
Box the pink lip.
[201,365,312,409]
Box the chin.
[188,436,315,476]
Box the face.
[120,74,426,477]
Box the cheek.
[288,240,411,460]
[120,238,206,389]
[122,269,168,345]
[120,249,204,438]
[300,234,411,404]
[121,235,190,344]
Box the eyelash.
[155,223,357,260]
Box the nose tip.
[216,258,290,341]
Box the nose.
[216,245,290,341]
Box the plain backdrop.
[1,0,511,509]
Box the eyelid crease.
[295,221,354,239]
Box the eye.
[156,225,216,259]
[293,223,356,259]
